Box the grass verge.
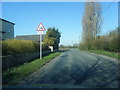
[88,50,120,60]
[3,52,62,86]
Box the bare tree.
[82,2,102,49]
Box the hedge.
[1,39,50,56]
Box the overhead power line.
[102,0,116,14]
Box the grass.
[88,50,120,60]
[3,52,62,86]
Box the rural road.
[18,49,119,88]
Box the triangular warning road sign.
[37,23,46,31]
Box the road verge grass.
[3,52,62,86]
[88,50,120,60]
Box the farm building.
[15,34,45,42]
[0,18,15,40]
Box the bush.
[2,39,40,55]
[42,43,50,51]
[80,28,119,53]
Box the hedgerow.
[1,39,49,55]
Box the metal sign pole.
[37,22,46,60]
[40,32,42,59]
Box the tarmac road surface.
[17,49,119,88]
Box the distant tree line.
[60,44,79,48]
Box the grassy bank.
[3,52,62,86]
[88,50,120,60]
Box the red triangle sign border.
[37,22,46,31]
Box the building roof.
[0,18,15,25]
[15,34,45,42]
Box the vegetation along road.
[17,49,119,88]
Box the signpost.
[37,23,46,59]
